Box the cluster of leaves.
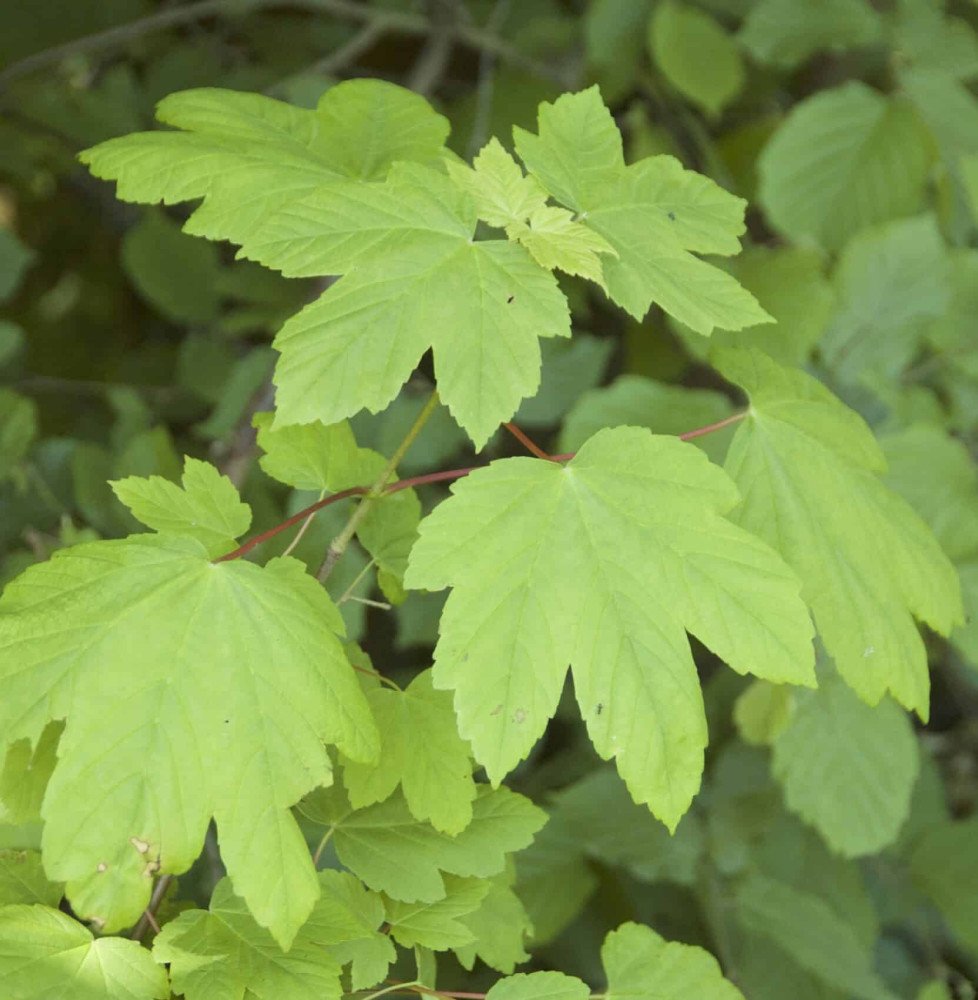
[2,1,978,998]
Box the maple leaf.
[0,903,168,1000]
[0,536,377,946]
[300,783,545,902]
[260,161,570,448]
[513,87,771,334]
[111,457,251,557]
[154,871,388,1000]
[342,669,477,835]
[715,347,964,717]
[485,923,745,1000]
[404,426,815,828]
[80,80,450,252]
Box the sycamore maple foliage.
[0,58,971,1000]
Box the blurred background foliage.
[2,0,978,996]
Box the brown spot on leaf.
[130,837,150,855]
[96,862,108,873]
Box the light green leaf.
[445,137,548,229]
[253,411,361,492]
[881,425,978,565]
[406,426,814,828]
[517,335,614,428]
[903,71,978,200]
[513,814,596,947]
[301,783,545,903]
[318,870,395,990]
[927,249,978,380]
[822,214,950,382]
[0,851,62,906]
[738,0,880,68]
[916,982,953,1000]
[603,921,745,1000]
[716,348,963,718]
[675,246,835,367]
[111,456,252,557]
[772,671,919,856]
[342,669,477,835]
[732,930,848,1000]
[121,209,221,324]
[735,876,895,1000]
[909,818,978,953]
[548,768,704,884]
[353,390,466,478]
[80,80,450,252]
[649,1,745,117]
[733,681,795,747]
[558,375,733,461]
[384,875,489,950]
[0,721,61,825]
[585,0,657,100]
[454,870,532,974]
[154,872,381,1000]
[514,88,768,334]
[487,971,590,1000]
[355,474,422,587]
[894,0,978,81]
[329,933,396,991]
[267,163,570,449]
[0,903,168,1000]
[0,536,377,946]
[963,152,978,223]
[507,205,617,287]
[758,83,932,250]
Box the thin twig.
[216,411,746,564]
[317,390,440,583]
[503,422,555,461]
[304,20,387,78]
[678,411,746,441]
[312,827,335,866]
[349,595,391,610]
[216,485,368,562]
[0,0,229,90]
[282,491,327,557]
[130,874,172,941]
[338,557,377,604]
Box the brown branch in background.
[0,0,573,93]
[0,0,230,90]
[303,20,388,78]
[465,0,511,158]
[406,0,457,97]
[218,378,275,489]
[130,874,172,942]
